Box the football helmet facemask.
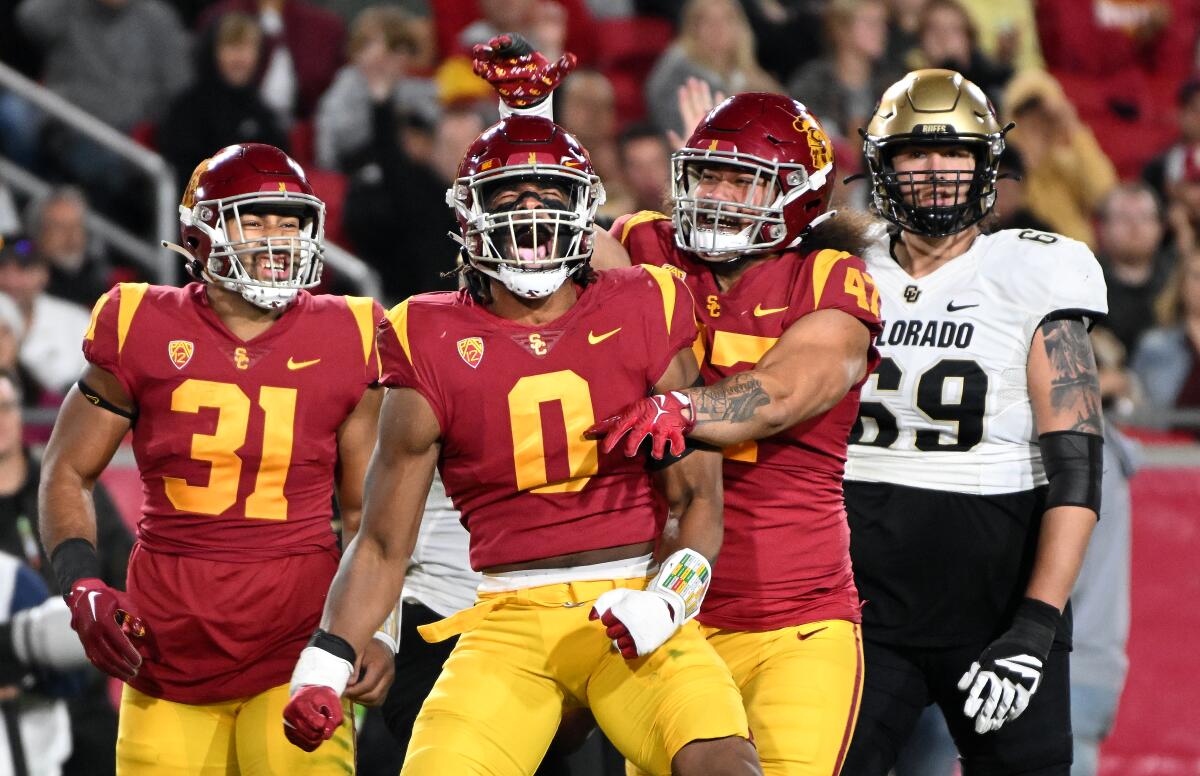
[671,92,836,262]
[863,69,1008,238]
[448,115,603,299]
[171,143,325,310]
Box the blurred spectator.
[645,0,779,137]
[617,122,672,214]
[1069,421,1136,776]
[882,0,925,74]
[341,103,472,304]
[16,0,192,133]
[1004,69,1118,248]
[438,0,597,65]
[160,13,289,196]
[558,70,632,222]
[1095,183,1174,355]
[1163,143,1200,257]
[785,0,896,141]
[958,0,1043,72]
[0,179,19,236]
[1143,79,1200,203]
[738,0,824,84]
[17,0,193,212]
[0,292,40,409]
[315,5,439,173]
[906,0,1012,102]
[0,365,132,776]
[0,550,77,776]
[199,0,346,124]
[24,187,115,308]
[989,147,1054,233]
[1131,247,1200,421]
[0,236,90,401]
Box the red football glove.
[283,685,344,752]
[586,391,695,459]
[471,33,576,109]
[64,578,146,682]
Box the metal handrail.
[0,61,177,283]
[0,155,164,276]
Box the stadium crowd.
[0,0,1198,775]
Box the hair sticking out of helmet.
[862,69,1010,238]
[447,116,603,300]
[165,143,326,310]
[671,92,836,262]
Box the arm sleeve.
[378,300,448,431]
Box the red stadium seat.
[594,17,674,127]
[304,168,349,249]
[289,119,315,168]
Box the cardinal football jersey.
[81,282,383,702]
[845,228,1108,495]
[614,212,883,630]
[377,266,698,571]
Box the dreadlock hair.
[800,208,883,258]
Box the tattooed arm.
[681,308,870,447]
[1024,317,1103,611]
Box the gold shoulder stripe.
[619,210,669,245]
[812,249,850,309]
[84,293,110,342]
[116,283,149,357]
[385,299,413,363]
[641,264,677,336]
[344,296,377,367]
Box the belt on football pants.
[417,576,650,643]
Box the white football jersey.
[845,228,1107,495]
[402,472,480,616]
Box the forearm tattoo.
[687,373,770,426]
[1040,318,1103,434]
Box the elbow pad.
[1038,430,1103,515]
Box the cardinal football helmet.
[448,115,603,299]
[174,143,325,309]
[671,92,836,261]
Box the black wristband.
[308,628,357,665]
[50,538,103,595]
[1009,597,1061,660]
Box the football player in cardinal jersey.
[282,116,761,776]
[38,143,389,774]
[470,36,883,776]
[840,70,1107,775]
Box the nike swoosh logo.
[287,357,321,370]
[946,302,980,312]
[796,626,827,641]
[588,327,621,345]
[753,303,788,317]
[87,591,101,620]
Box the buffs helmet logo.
[457,337,484,369]
[168,340,194,369]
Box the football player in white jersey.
[842,69,1107,776]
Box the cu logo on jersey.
[903,284,921,303]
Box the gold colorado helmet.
[863,69,1008,237]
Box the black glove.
[957,597,1060,734]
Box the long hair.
[802,208,884,258]
[1153,248,1200,328]
[677,0,778,90]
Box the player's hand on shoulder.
[586,392,695,459]
[344,636,396,707]
[957,598,1060,734]
[64,578,147,682]
[471,32,576,109]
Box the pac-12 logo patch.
[457,337,484,369]
[168,340,194,369]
